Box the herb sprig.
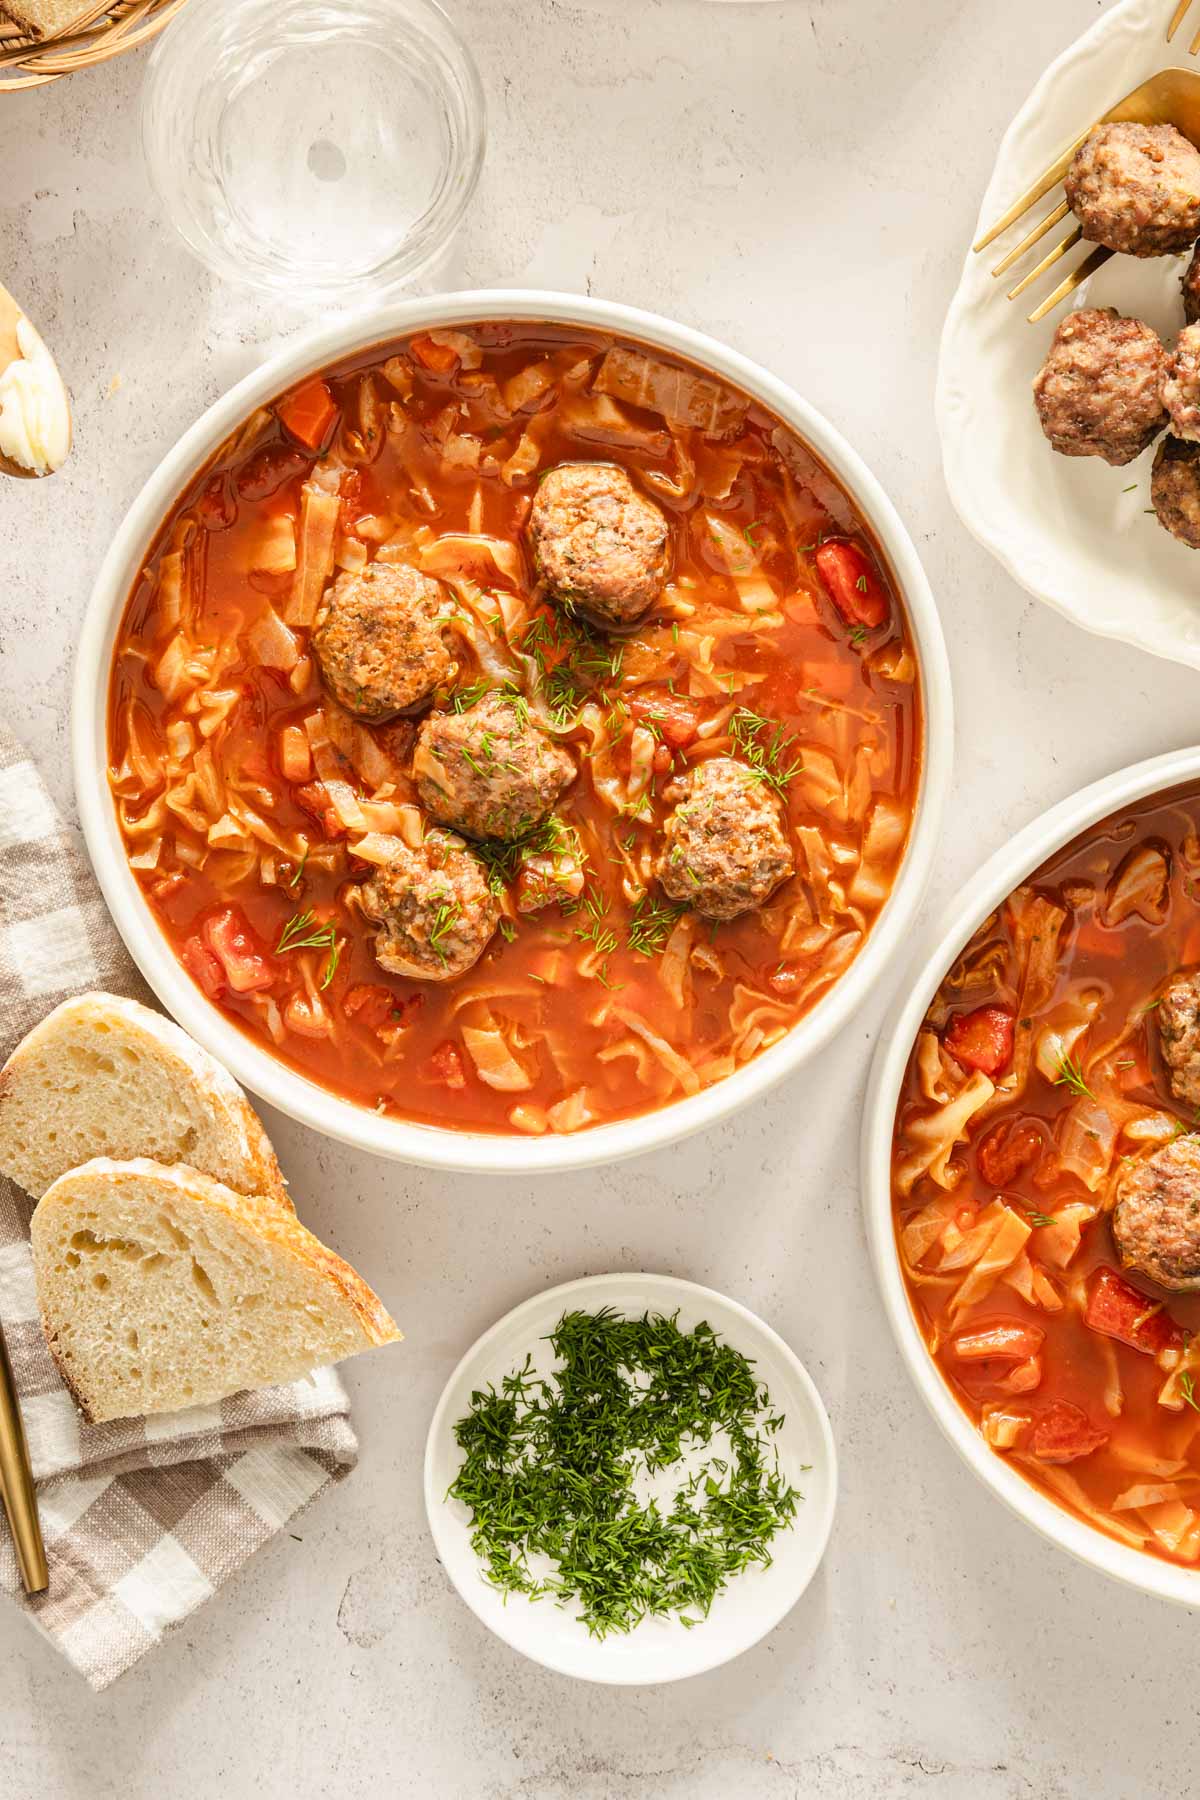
[447,1307,802,1637]
[275,908,342,989]
[728,708,802,794]
[1053,1052,1094,1101]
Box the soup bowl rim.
[74,287,952,1174]
[862,744,1200,1604]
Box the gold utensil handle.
[0,1322,47,1594]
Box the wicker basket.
[0,0,190,90]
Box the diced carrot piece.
[1085,1267,1182,1356]
[344,984,399,1031]
[977,1117,1043,1187]
[1030,1400,1108,1464]
[409,333,460,374]
[944,1005,1015,1077]
[276,377,339,452]
[814,539,890,629]
[278,724,312,783]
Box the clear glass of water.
[141,0,486,302]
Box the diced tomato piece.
[277,725,312,784]
[944,1005,1015,1077]
[201,907,276,995]
[1115,1038,1153,1094]
[951,1323,1045,1362]
[428,1040,466,1089]
[294,780,346,841]
[1030,1400,1109,1464]
[652,744,673,775]
[1084,1267,1183,1356]
[181,935,226,1001]
[408,333,460,374]
[276,377,339,452]
[976,1117,1043,1187]
[149,871,187,904]
[630,689,701,750]
[814,539,890,630]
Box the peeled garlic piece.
[0,285,71,479]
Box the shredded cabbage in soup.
[108,322,921,1133]
[893,784,1200,1567]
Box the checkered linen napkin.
[0,725,359,1689]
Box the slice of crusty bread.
[1,1,97,41]
[0,993,290,1209]
[32,1158,401,1423]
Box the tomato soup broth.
[893,783,1200,1566]
[109,322,921,1134]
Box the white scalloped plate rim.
[937,0,1200,674]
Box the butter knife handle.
[0,1322,47,1594]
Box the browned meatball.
[528,462,669,629]
[1183,243,1200,325]
[358,830,497,981]
[311,560,456,722]
[1159,970,1200,1108]
[1033,309,1167,466]
[1152,435,1200,546]
[1065,122,1200,257]
[657,757,794,922]
[413,691,576,841]
[1113,1135,1200,1291]
[1164,325,1200,441]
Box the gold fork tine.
[973,127,1092,252]
[1190,19,1200,54]
[991,198,1071,276]
[1006,224,1083,300]
[1027,244,1114,323]
[1168,0,1191,41]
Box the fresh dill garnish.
[1053,1052,1094,1100]
[286,844,309,889]
[521,609,624,727]
[1023,1208,1058,1229]
[473,815,584,897]
[849,625,867,646]
[498,917,517,943]
[427,901,461,965]
[446,1307,802,1638]
[743,519,764,549]
[275,907,341,988]
[572,886,619,957]
[626,893,687,956]
[1182,1371,1200,1415]
[449,676,493,713]
[727,708,802,794]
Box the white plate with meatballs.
[74,289,952,1174]
[864,741,1200,1607]
[939,0,1200,673]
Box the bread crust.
[32,1159,401,1423]
[0,992,291,1209]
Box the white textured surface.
[3,1,1199,1794]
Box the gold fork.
[1168,0,1200,56]
[974,67,1200,322]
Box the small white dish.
[73,288,952,1176]
[938,0,1200,673]
[423,1272,837,1684]
[862,744,1200,1605]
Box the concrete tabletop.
[2,1,1195,1794]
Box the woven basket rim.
[0,0,187,84]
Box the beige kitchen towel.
[0,724,358,1690]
